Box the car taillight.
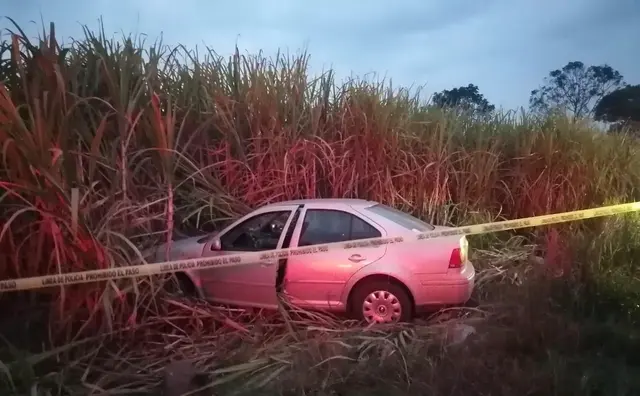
[449,237,468,269]
[449,248,462,268]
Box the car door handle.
[261,261,276,267]
[348,254,366,263]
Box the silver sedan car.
[149,199,475,324]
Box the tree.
[529,61,624,119]
[594,84,640,124]
[432,84,495,114]
[594,85,640,134]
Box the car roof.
[262,198,379,209]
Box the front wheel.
[174,272,198,297]
[349,281,413,324]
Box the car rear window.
[364,204,435,231]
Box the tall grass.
[0,19,640,332]
[1,20,640,331]
[1,19,640,395]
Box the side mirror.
[210,237,222,251]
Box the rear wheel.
[349,280,413,324]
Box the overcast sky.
[3,0,640,110]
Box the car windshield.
[195,218,236,243]
[364,204,435,231]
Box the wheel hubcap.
[362,290,402,324]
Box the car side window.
[219,211,292,252]
[298,209,381,247]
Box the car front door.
[283,207,387,311]
[199,205,300,309]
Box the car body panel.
[190,204,300,309]
[283,203,388,310]
[417,259,475,304]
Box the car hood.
[401,224,451,234]
[146,234,212,262]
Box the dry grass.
[2,242,639,395]
[1,20,640,395]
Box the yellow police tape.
[1,201,640,293]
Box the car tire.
[175,272,198,297]
[349,280,413,324]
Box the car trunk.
[392,226,469,275]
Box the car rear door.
[199,205,300,309]
[282,205,387,311]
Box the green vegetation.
[528,61,625,120]
[595,85,640,132]
[0,21,639,395]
